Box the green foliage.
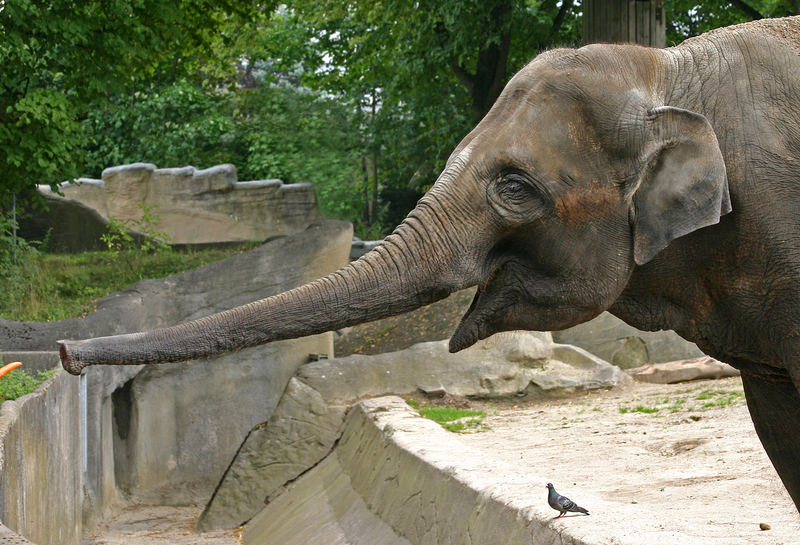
[101,204,172,255]
[665,0,799,44]
[0,208,42,315]
[276,1,581,233]
[0,367,55,404]
[0,0,265,196]
[7,0,786,242]
[0,244,259,322]
[83,80,240,176]
[100,203,173,283]
[235,83,366,229]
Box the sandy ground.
[85,377,800,545]
[83,506,241,545]
[462,377,800,544]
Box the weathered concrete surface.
[0,220,353,535]
[0,352,59,373]
[245,454,413,545]
[245,398,591,545]
[300,331,627,404]
[83,506,240,545]
[18,192,121,253]
[199,331,629,530]
[0,524,36,544]
[197,379,347,531]
[246,393,800,545]
[39,163,321,244]
[627,356,740,383]
[0,369,82,545]
[553,311,704,366]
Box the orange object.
[0,361,22,378]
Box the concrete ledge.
[245,395,794,545]
[244,397,595,545]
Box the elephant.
[59,17,800,511]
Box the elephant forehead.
[555,182,623,224]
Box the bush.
[0,210,42,316]
[0,366,55,404]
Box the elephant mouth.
[448,261,602,353]
[449,263,521,352]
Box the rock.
[626,357,740,384]
[18,191,139,253]
[610,336,650,369]
[553,312,704,364]
[300,331,628,403]
[197,378,347,531]
[759,522,771,531]
[38,163,321,244]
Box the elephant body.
[610,20,800,373]
[58,18,800,511]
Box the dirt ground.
[83,506,241,545]
[462,377,800,544]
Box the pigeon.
[546,483,590,518]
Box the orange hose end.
[0,361,23,378]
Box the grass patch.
[618,385,745,415]
[406,400,487,433]
[619,405,661,414]
[0,367,55,403]
[0,244,259,322]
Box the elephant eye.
[488,171,548,222]
[498,176,530,203]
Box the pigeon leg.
[740,368,800,512]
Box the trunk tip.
[58,340,85,376]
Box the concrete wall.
[0,220,353,543]
[39,163,321,244]
[0,364,82,545]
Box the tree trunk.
[450,1,513,124]
[582,0,666,47]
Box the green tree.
[0,0,265,200]
[83,80,240,176]
[666,0,799,43]
[235,81,366,232]
[281,1,580,233]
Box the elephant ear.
[630,106,731,265]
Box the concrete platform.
[245,383,800,545]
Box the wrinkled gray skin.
[60,18,800,510]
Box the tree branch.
[548,0,574,44]
[450,62,475,96]
[731,0,764,20]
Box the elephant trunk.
[58,193,481,375]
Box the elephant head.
[59,45,730,375]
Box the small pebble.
[759,522,771,531]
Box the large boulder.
[38,163,322,245]
[553,312,705,367]
[198,330,628,530]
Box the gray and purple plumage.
[547,483,590,518]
